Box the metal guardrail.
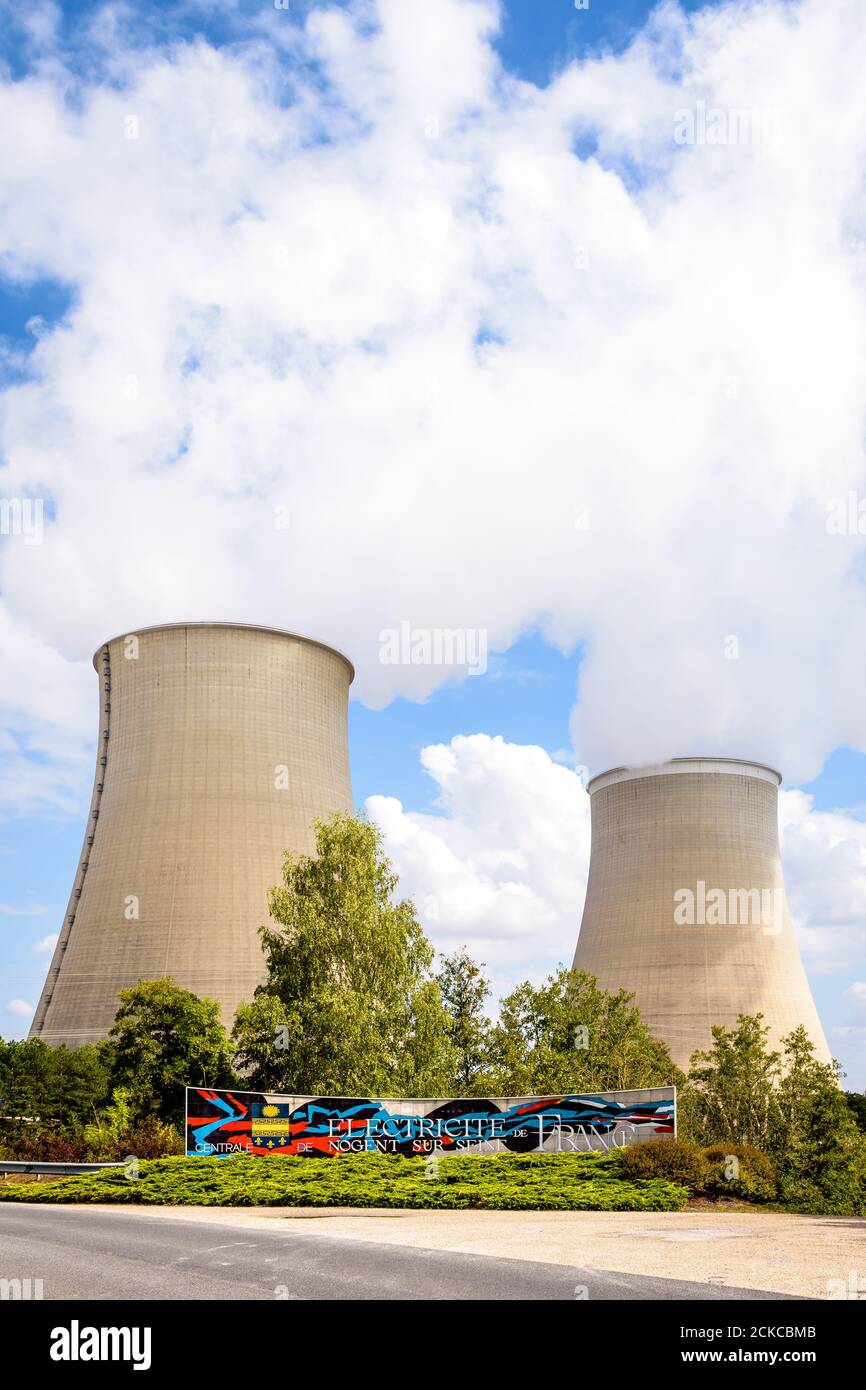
[0,1160,125,1181]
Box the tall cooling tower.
[30,623,354,1047]
[571,758,831,1071]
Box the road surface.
[0,1206,799,1301]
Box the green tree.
[486,969,682,1094]
[682,1017,866,1215]
[82,1086,136,1158]
[682,1014,782,1146]
[230,995,296,1092]
[770,1026,866,1214]
[108,978,235,1126]
[0,1038,111,1128]
[0,1039,59,1120]
[232,813,455,1095]
[435,950,493,1094]
[52,1043,114,1126]
[845,1091,866,1134]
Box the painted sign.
[185,1086,676,1157]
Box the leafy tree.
[682,1017,866,1215]
[52,1043,114,1126]
[0,1038,111,1128]
[232,813,455,1095]
[682,1014,782,1147]
[230,995,295,1092]
[0,1039,59,1120]
[770,1026,866,1214]
[845,1091,866,1134]
[108,978,235,1126]
[435,950,493,1094]
[486,969,682,1094]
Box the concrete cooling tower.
[571,758,831,1071]
[30,623,354,1047]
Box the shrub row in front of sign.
[0,1149,690,1211]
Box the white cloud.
[780,791,866,973]
[4,999,35,1019]
[845,982,866,1012]
[0,900,45,917]
[31,932,58,953]
[367,734,590,999]
[0,0,864,807]
[0,610,93,817]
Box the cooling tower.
[571,758,831,1072]
[30,623,354,1047]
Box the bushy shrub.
[83,1117,183,1162]
[10,1128,90,1162]
[0,1111,181,1163]
[618,1138,709,1190]
[0,1150,690,1212]
[81,1086,182,1160]
[120,1117,184,1160]
[702,1144,776,1202]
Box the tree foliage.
[683,1015,866,1215]
[435,949,493,1094]
[232,813,456,1095]
[770,1026,866,1213]
[485,968,683,1095]
[108,977,235,1126]
[844,1091,866,1134]
[0,1037,111,1128]
[682,1014,781,1147]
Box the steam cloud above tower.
[0,0,866,799]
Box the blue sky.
[2,0,865,1085]
[0,0,714,82]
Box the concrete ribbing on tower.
[30,623,354,1046]
[571,758,831,1071]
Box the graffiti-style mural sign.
[185,1087,676,1157]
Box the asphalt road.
[0,1206,798,1301]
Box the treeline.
[2,813,865,1214]
[0,960,677,1158]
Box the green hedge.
[0,1150,689,1212]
